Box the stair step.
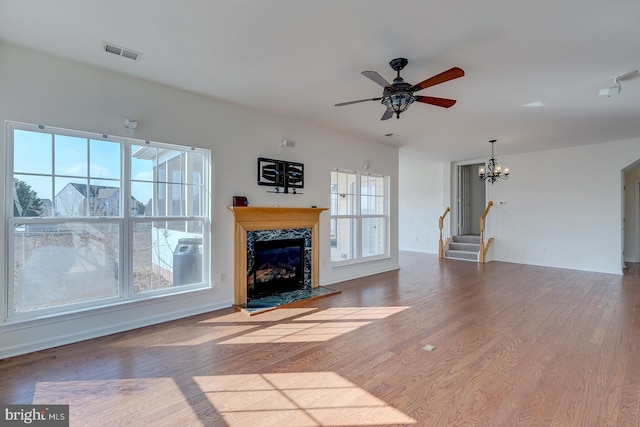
[444,234,483,262]
[445,249,479,261]
[448,242,480,251]
[452,235,481,244]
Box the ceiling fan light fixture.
[335,58,464,120]
[382,92,415,118]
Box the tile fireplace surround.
[228,206,328,308]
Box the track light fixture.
[599,70,638,97]
[599,78,621,97]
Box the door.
[458,163,486,235]
[458,166,470,235]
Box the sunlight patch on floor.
[200,308,317,323]
[110,307,409,348]
[219,321,370,344]
[154,325,260,346]
[109,325,259,347]
[33,378,201,426]
[194,372,416,426]
[216,306,410,344]
[293,306,410,321]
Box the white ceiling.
[1,0,640,161]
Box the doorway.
[622,161,640,273]
[457,163,486,235]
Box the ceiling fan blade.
[361,71,391,88]
[380,109,394,120]
[415,96,457,108]
[410,67,465,92]
[335,97,382,107]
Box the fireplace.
[228,206,328,307]
[249,238,305,299]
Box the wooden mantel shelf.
[228,206,328,305]
[227,206,328,226]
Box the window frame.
[5,121,212,323]
[330,168,390,266]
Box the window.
[330,169,389,264]
[6,121,211,321]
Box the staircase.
[445,235,480,261]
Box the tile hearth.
[238,286,341,315]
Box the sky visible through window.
[14,129,154,207]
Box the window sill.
[330,254,391,269]
[2,285,213,331]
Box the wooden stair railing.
[479,200,494,263]
[438,207,451,258]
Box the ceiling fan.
[335,58,465,120]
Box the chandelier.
[478,139,509,184]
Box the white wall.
[398,149,448,253]
[399,139,640,275]
[0,43,399,358]
[485,141,640,274]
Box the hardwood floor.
[1,252,639,426]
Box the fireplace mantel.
[228,206,327,305]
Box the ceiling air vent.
[102,42,142,61]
